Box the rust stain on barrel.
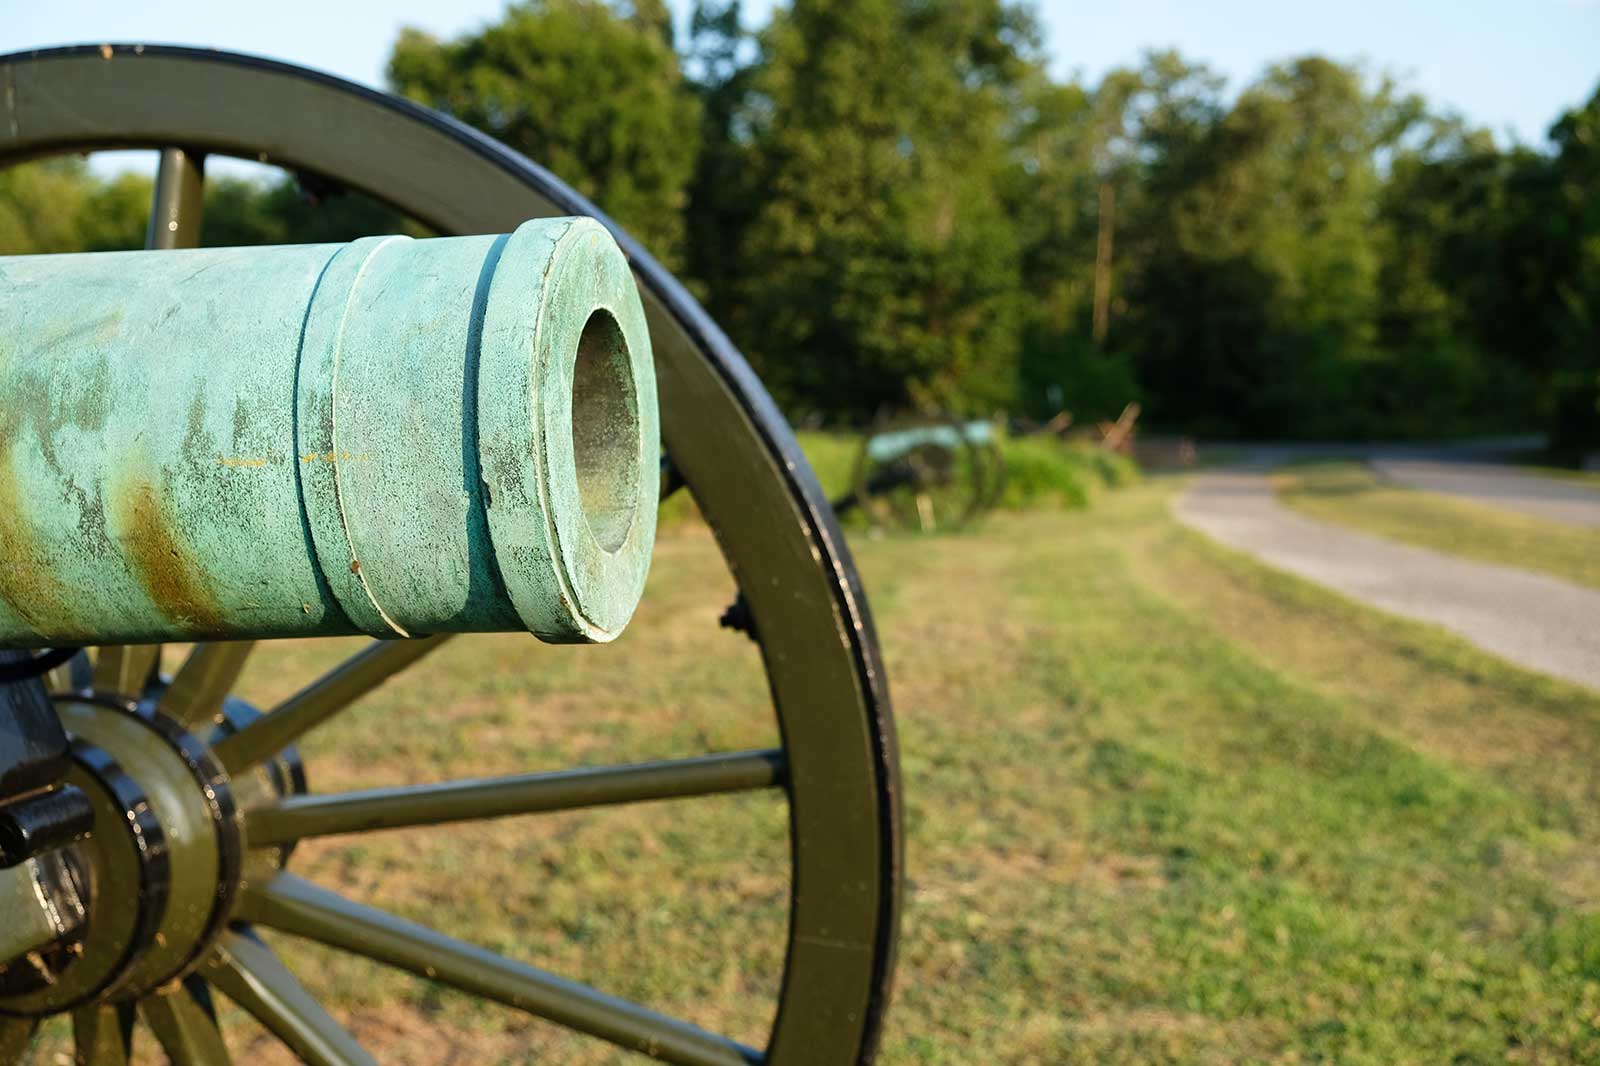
[0,418,84,643]
[113,477,227,632]
[0,336,74,641]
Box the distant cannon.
[838,416,1005,532]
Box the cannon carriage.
[0,45,901,1066]
[841,416,1005,533]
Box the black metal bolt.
[0,786,95,869]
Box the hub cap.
[0,696,249,1015]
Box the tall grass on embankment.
[994,434,1139,511]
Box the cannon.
[0,220,657,647]
[841,416,1005,533]
[0,45,901,1066]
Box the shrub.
[997,437,1138,512]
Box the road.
[1174,462,1600,692]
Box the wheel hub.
[0,697,243,1015]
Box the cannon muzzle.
[0,218,658,647]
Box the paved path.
[1175,466,1600,691]
[1370,459,1600,528]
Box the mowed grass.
[1517,459,1600,489]
[1276,461,1600,590]
[30,481,1600,1064]
[1541,468,1600,488]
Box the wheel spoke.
[245,749,785,846]
[72,1002,136,1066]
[212,636,452,775]
[157,642,257,729]
[206,930,376,1066]
[146,146,205,250]
[92,645,161,700]
[239,874,762,1066]
[0,1017,35,1064]
[142,978,231,1065]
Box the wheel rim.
[0,44,901,1066]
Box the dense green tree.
[1374,126,1542,432]
[387,0,701,268]
[1544,86,1600,453]
[199,175,412,247]
[1371,84,1599,448]
[681,1,762,311]
[1001,51,1229,422]
[0,159,148,254]
[722,0,1044,418]
[2,9,1594,451]
[0,158,410,257]
[1109,55,1438,436]
[619,0,675,45]
[0,160,86,253]
[1001,74,1116,419]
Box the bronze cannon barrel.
[0,218,658,647]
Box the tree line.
[2,0,1595,449]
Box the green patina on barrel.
[0,217,658,647]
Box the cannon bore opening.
[570,308,640,554]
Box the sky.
[4,0,1597,178]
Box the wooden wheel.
[0,45,901,1066]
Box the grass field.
[1514,456,1600,489]
[32,477,1600,1065]
[1276,461,1600,591]
[1533,466,1600,488]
